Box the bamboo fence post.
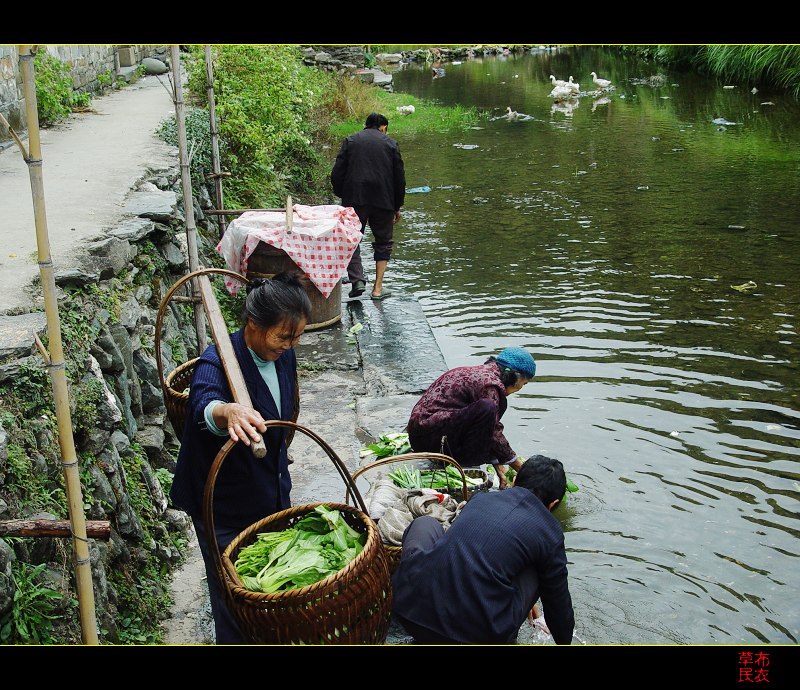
[15,45,99,644]
[169,44,207,352]
[204,45,228,240]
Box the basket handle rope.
[346,452,470,505]
[203,421,370,594]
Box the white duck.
[591,71,613,90]
[567,75,581,93]
[505,106,520,120]
[549,74,569,89]
[549,84,575,102]
[396,104,416,115]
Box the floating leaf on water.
[731,281,757,293]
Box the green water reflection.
[376,46,799,644]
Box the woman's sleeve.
[187,356,232,428]
[483,384,516,462]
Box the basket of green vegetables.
[345,452,473,573]
[203,420,393,645]
[388,464,490,495]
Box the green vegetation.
[330,88,485,138]
[620,45,800,97]
[33,50,91,126]
[181,44,334,208]
[157,106,214,197]
[96,70,113,89]
[72,378,106,436]
[0,562,62,644]
[234,505,366,594]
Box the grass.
[328,86,486,139]
[621,45,800,98]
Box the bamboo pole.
[203,45,228,240]
[16,45,99,644]
[169,45,207,352]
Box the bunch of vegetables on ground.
[359,431,411,458]
[234,506,366,594]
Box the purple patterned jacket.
[407,363,516,463]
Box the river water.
[381,46,799,645]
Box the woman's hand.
[214,402,268,447]
[495,463,509,490]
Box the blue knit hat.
[496,347,536,379]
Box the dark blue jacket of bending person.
[391,487,575,644]
[169,328,295,530]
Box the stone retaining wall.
[0,156,215,642]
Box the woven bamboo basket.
[346,452,470,574]
[205,421,393,645]
[156,268,300,442]
[162,358,197,439]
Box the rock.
[141,58,169,75]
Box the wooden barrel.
[246,241,342,331]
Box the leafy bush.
[323,73,382,124]
[0,562,61,644]
[33,49,94,126]
[34,50,78,126]
[157,106,214,198]
[181,45,333,208]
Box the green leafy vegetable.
[234,506,366,593]
[359,431,411,458]
[387,464,482,490]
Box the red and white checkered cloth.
[216,204,363,298]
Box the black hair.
[241,271,312,334]
[514,454,567,507]
[365,112,389,129]
[485,356,525,388]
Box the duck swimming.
[591,71,613,90]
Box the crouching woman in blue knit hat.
[406,347,536,490]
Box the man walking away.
[331,112,406,301]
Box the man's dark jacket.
[391,487,575,644]
[331,126,406,212]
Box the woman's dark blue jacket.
[169,328,296,531]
